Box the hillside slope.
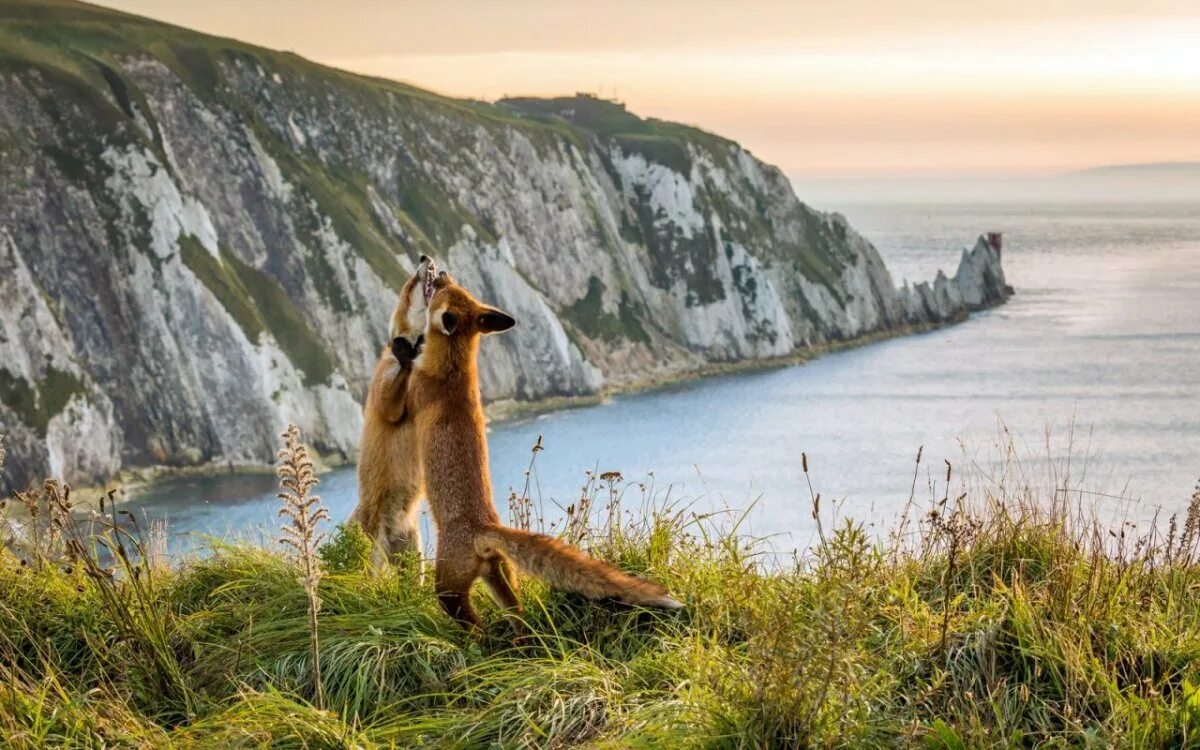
[0,0,1010,491]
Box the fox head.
[390,255,441,340]
[419,271,516,372]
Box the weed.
[276,424,330,710]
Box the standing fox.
[389,270,683,629]
[350,256,440,567]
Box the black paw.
[391,336,418,365]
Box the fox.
[349,255,441,568]
[392,270,683,629]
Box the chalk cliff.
[0,0,1009,492]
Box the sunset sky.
[94,0,1200,179]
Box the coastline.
[113,313,967,496]
[485,316,961,422]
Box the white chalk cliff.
[0,1,1010,491]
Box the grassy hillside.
[0,0,712,174]
[2,430,1200,748]
[0,0,485,113]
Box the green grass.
[0,366,86,436]
[2,432,1200,748]
[178,236,265,343]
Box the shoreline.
[113,315,963,496]
[485,317,957,422]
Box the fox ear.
[437,309,459,336]
[477,307,516,334]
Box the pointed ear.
[436,309,458,336]
[477,307,516,334]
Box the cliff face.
[0,0,1010,492]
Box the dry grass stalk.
[507,434,543,532]
[1179,477,1200,564]
[276,424,329,710]
[802,451,827,552]
[3,479,76,567]
[600,470,623,536]
[563,470,598,546]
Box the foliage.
[318,521,374,574]
[1,430,1200,747]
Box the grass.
[2,426,1200,748]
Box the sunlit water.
[127,202,1200,553]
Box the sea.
[125,200,1200,554]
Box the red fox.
[393,270,683,629]
[349,256,441,568]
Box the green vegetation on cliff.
[501,95,702,175]
[563,276,650,345]
[179,237,334,386]
[0,367,85,436]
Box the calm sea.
[127,201,1200,552]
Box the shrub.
[318,522,374,574]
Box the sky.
[92,0,1200,181]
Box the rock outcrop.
[0,0,1010,492]
[898,236,1011,322]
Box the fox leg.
[354,485,419,571]
[481,556,526,636]
[386,516,420,557]
[434,550,482,631]
[480,557,521,608]
[348,500,390,570]
[385,500,424,581]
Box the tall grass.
[276,424,330,710]
[0,427,1198,747]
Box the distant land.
[1064,161,1200,178]
[797,161,1200,207]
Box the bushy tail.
[476,524,683,609]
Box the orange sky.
[94,0,1200,177]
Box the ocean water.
[127,201,1200,552]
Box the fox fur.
[391,271,683,629]
[349,257,436,568]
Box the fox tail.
[475,524,683,609]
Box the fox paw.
[391,335,421,365]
